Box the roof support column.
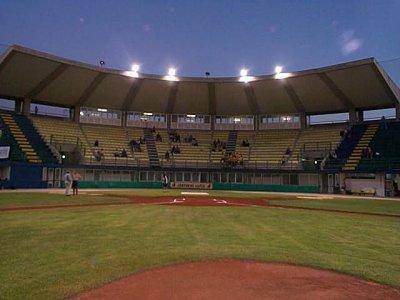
[396,103,400,121]
[349,109,363,125]
[14,99,22,113]
[73,105,81,123]
[166,114,172,131]
[210,115,215,131]
[22,98,31,116]
[300,113,307,129]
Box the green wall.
[78,181,162,189]
[212,182,320,193]
[77,181,319,193]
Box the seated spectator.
[242,138,250,147]
[285,147,292,155]
[94,140,99,147]
[165,151,170,161]
[191,138,198,147]
[113,149,121,157]
[156,133,162,142]
[152,126,156,133]
[121,149,128,158]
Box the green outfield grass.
[269,198,400,216]
[0,192,399,299]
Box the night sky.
[0,1,399,119]
[1,0,399,79]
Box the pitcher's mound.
[75,260,399,299]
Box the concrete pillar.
[349,109,357,125]
[22,98,31,116]
[357,110,364,123]
[396,103,400,121]
[300,113,307,129]
[167,114,171,130]
[253,115,259,130]
[73,106,81,123]
[121,111,127,127]
[14,99,22,113]
[210,115,215,131]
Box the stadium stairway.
[342,123,379,171]
[0,113,42,163]
[324,124,366,171]
[226,130,237,153]
[0,116,27,162]
[143,128,160,167]
[13,114,58,164]
[357,121,400,172]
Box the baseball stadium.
[1,4,400,297]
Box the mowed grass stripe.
[0,205,399,299]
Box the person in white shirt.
[64,171,73,196]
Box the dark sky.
[1,0,399,79]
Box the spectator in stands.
[152,126,156,133]
[242,138,250,147]
[191,138,198,147]
[165,151,170,162]
[156,133,162,142]
[285,147,292,155]
[99,149,105,160]
[94,140,99,147]
[121,149,128,158]
[34,106,38,115]
[113,149,120,157]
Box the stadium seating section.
[0,112,397,172]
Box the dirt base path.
[75,260,400,300]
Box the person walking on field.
[162,173,169,190]
[72,171,82,195]
[64,171,73,196]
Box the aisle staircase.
[143,128,160,167]
[342,123,380,171]
[226,130,237,153]
[0,113,41,163]
[14,114,58,164]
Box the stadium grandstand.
[0,44,400,196]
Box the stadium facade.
[0,45,399,196]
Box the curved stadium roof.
[0,45,399,116]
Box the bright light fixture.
[79,111,84,116]
[143,112,153,116]
[168,67,176,76]
[187,114,196,118]
[234,117,241,122]
[240,68,248,77]
[97,108,108,112]
[164,67,179,81]
[275,72,292,80]
[275,65,283,74]
[239,68,255,83]
[131,64,140,72]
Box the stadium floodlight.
[143,112,153,116]
[123,63,140,78]
[234,117,241,123]
[164,67,179,81]
[131,64,140,72]
[239,68,255,83]
[240,68,248,77]
[97,108,108,112]
[61,154,66,159]
[275,65,283,74]
[187,114,196,118]
[168,67,176,76]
